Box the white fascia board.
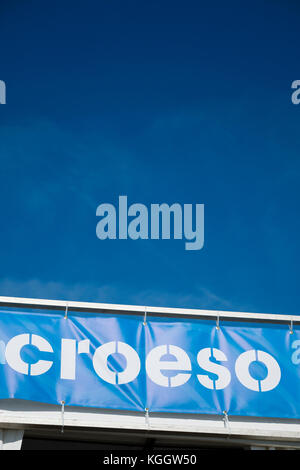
[1,400,300,442]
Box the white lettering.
[3,333,283,395]
[146,344,192,387]
[60,338,90,380]
[197,347,231,390]
[235,349,281,392]
[5,333,53,376]
[92,341,140,384]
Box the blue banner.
[0,308,300,419]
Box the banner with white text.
[0,308,299,419]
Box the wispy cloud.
[0,277,115,303]
[129,285,236,311]
[0,277,239,312]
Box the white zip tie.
[143,307,147,326]
[222,410,229,429]
[145,408,150,428]
[216,314,220,330]
[289,318,294,335]
[61,400,65,433]
[64,303,68,320]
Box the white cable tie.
[216,314,220,330]
[61,400,65,433]
[64,303,69,320]
[222,410,229,429]
[289,318,294,335]
[143,307,147,326]
[145,408,150,428]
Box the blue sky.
[0,0,299,315]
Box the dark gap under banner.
[0,308,299,418]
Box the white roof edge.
[0,295,298,323]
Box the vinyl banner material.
[0,308,300,419]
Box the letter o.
[235,349,281,392]
[92,341,140,384]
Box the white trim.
[0,295,297,324]
[0,400,300,444]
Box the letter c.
[5,333,53,376]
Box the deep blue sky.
[0,0,299,315]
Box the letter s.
[197,348,231,390]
